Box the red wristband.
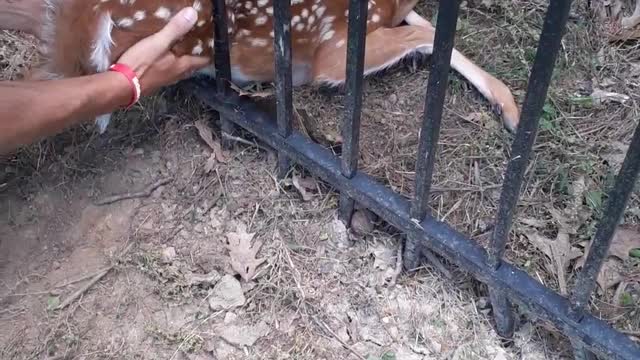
[108,63,141,109]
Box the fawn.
[35,0,520,133]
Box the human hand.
[115,7,211,96]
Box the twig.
[95,178,172,205]
[313,316,366,360]
[430,184,502,192]
[221,132,270,151]
[55,267,112,310]
[620,329,640,337]
[390,239,404,286]
[53,266,113,289]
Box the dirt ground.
[2,0,640,359]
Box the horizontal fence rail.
[194,0,640,359]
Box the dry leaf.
[229,81,274,98]
[591,88,630,105]
[204,153,216,174]
[524,231,583,295]
[292,175,313,201]
[195,119,217,150]
[575,225,640,290]
[608,225,640,260]
[194,119,228,163]
[247,91,274,98]
[224,223,266,282]
[597,258,624,290]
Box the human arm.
[0,6,210,155]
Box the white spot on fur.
[154,7,171,20]
[291,15,300,25]
[208,38,215,48]
[335,39,345,47]
[308,15,315,25]
[321,29,334,42]
[244,1,252,9]
[315,6,325,17]
[301,9,309,18]
[291,0,304,4]
[117,17,134,27]
[255,15,268,25]
[295,23,304,31]
[193,0,202,11]
[133,10,146,20]
[197,20,206,27]
[322,15,335,24]
[249,38,268,47]
[266,6,273,15]
[312,4,318,11]
[250,7,258,14]
[371,14,380,22]
[257,0,268,7]
[192,40,204,55]
[269,30,274,37]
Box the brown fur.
[34,0,521,131]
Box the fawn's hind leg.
[312,25,520,132]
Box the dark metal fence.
[187,0,640,358]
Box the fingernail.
[182,7,198,23]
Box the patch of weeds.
[539,102,561,136]
[621,292,635,307]
[366,351,396,360]
[129,251,210,303]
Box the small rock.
[161,246,177,263]
[476,297,490,310]
[351,210,374,235]
[328,218,351,248]
[214,340,238,358]
[218,320,270,347]
[224,312,238,324]
[208,275,246,311]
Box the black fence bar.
[212,0,234,149]
[410,0,461,221]
[487,0,573,267]
[273,0,294,178]
[338,0,368,224]
[404,0,461,271]
[184,79,640,359]
[570,121,640,315]
[485,0,573,341]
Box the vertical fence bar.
[404,0,461,271]
[213,0,234,149]
[486,0,573,339]
[570,122,640,315]
[273,0,294,178]
[338,0,368,224]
